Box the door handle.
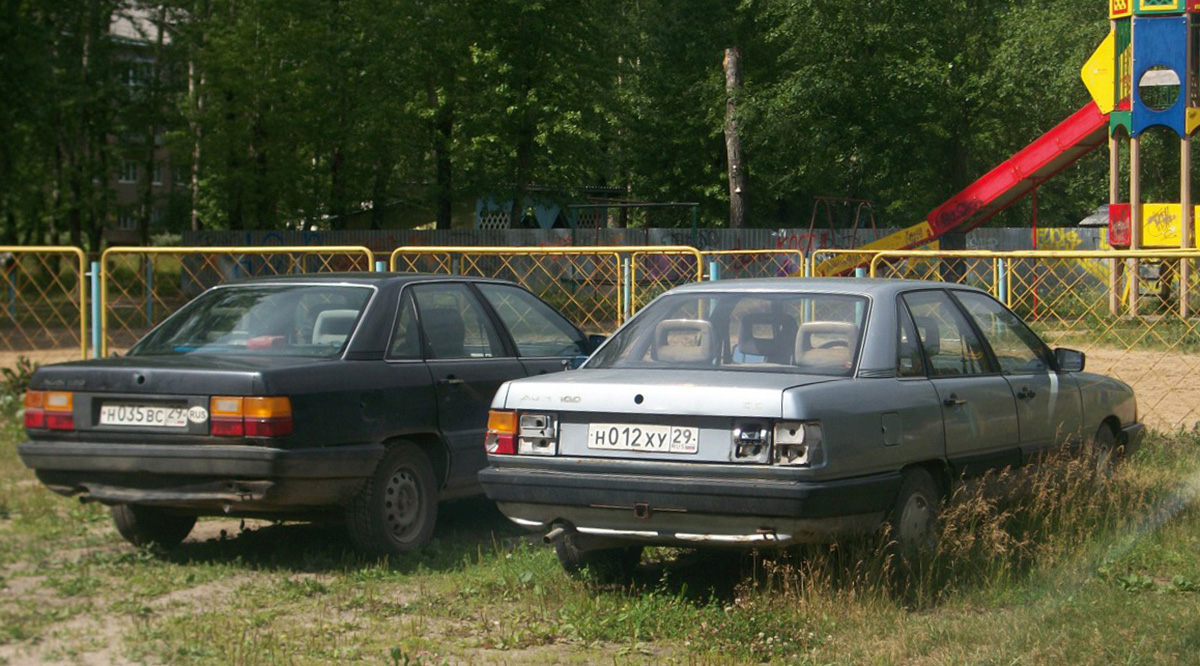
[1016,387,1037,399]
[440,377,465,386]
[943,394,967,407]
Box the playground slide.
[816,101,1109,275]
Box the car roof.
[222,272,516,288]
[666,277,987,298]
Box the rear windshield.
[129,284,373,357]
[587,291,867,376]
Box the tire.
[346,442,438,557]
[886,467,942,558]
[554,532,642,585]
[111,504,196,549]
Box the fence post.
[144,259,154,328]
[621,256,632,322]
[854,267,866,278]
[708,260,720,281]
[374,260,386,272]
[997,258,1008,305]
[90,261,101,358]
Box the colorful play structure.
[817,0,1200,294]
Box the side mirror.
[1054,348,1085,372]
[586,334,607,353]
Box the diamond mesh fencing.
[703,250,806,280]
[101,246,375,354]
[630,249,705,314]
[871,250,1200,430]
[391,246,702,334]
[809,249,888,277]
[0,247,87,359]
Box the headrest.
[312,309,359,346]
[652,319,714,364]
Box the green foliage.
[0,0,1131,236]
[0,356,38,417]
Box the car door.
[952,290,1083,461]
[901,290,1021,477]
[410,282,525,492]
[473,282,590,376]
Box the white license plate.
[99,404,189,428]
[587,423,699,454]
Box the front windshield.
[587,290,867,376]
[129,284,373,357]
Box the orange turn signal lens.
[44,391,73,411]
[210,396,244,417]
[244,397,292,419]
[487,410,518,435]
[24,390,44,409]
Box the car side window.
[953,291,1051,374]
[901,291,992,377]
[476,283,587,357]
[896,306,926,378]
[387,292,421,359]
[411,283,505,359]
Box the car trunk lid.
[502,369,839,463]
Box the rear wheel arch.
[392,432,450,489]
[902,459,951,498]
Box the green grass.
[2,417,1200,664]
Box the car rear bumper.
[479,460,901,546]
[17,440,384,512]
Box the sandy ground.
[3,346,1196,431]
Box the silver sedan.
[479,278,1143,580]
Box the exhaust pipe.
[543,524,570,544]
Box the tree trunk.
[723,47,747,229]
[428,80,454,230]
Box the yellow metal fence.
[702,250,806,280]
[4,242,1200,431]
[100,246,376,355]
[869,249,1200,430]
[390,246,703,333]
[0,247,87,360]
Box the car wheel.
[554,533,642,585]
[886,467,942,558]
[346,442,438,557]
[111,504,196,549]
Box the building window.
[171,165,188,186]
[119,161,138,184]
[115,208,138,231]
[124,60,154,88]
[152,164,163,186]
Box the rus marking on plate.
[187,406,209,423]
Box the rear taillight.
[210,396,293,438]
[773,421,824,466]
[485,410,518,455]
[485,410,559,456]
[24,390,75,431]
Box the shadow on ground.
[161,496,526,574]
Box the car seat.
[311,309,359,347]
[737,312,798,364]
